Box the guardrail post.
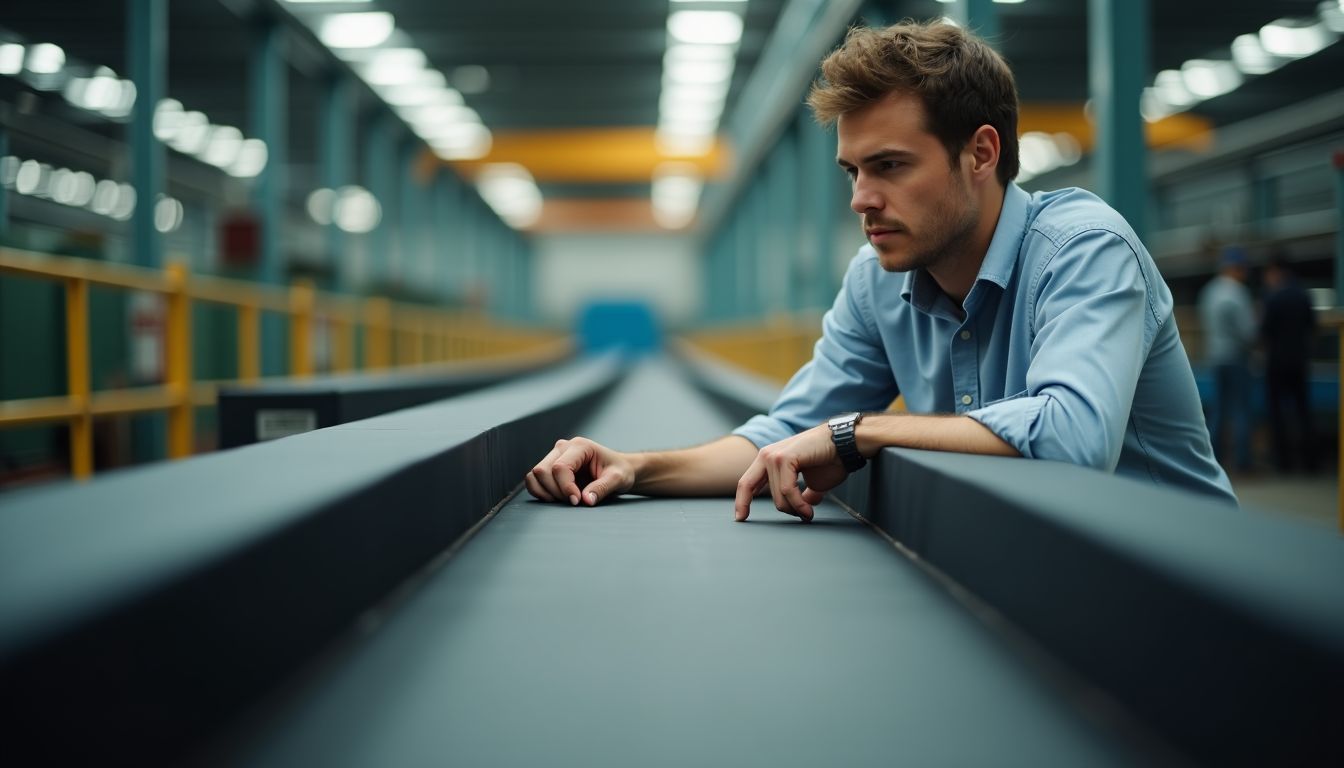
[332,310,355,372]
[238,302,260,381]
[165,263,192,459]
[289,280,315,377]
[65,277,93,479]
[364,298,392,369]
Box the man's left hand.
[733,424,850,522]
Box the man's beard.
[867,173,979,273]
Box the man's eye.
[878,160,904,171]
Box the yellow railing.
[0,246,562,479]
[682,313,825,385]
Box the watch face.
[829,412,858,428]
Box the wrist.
[854,413,893,457]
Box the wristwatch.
[827,411,866,472]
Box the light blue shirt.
[734,184,1236,504]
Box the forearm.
[855,412,1019,458]
[629,435,760,496]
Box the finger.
[734,460,766,521]
[531,464,563,500]
[551,443,592,505]
[524,471,556,502]
[580,475,612,506]
[781,481,815,522]
[801,486,826,506]
[763,455,802,520]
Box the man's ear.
[966,124,1001,182]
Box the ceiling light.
[153,99,185,141]
[319,12,394,49]
[359,48,427,85]
[306,188,336,225]
[1259,18,1336,57]
[1154,69,1197,107]
[333,186,381,233]
[226,139,269,178]
[1320,1,1344,33]
[665,44,735,65]
[668,11,744,45]
[664,58,734,85]
[154,196,184,233]
[202,126,244,167]
[1180,59,1242,99]
[25,43,65,74]
[1231,33,1280,74]
[90,179,120,215]
[111,184,136,220]
[169,111,210,153]
[0,43,25,75]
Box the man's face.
[836,90,979,273]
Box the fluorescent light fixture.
[1180,59,1242,99]
[359,48,426,85]
[476,164,542,228]
[103,79,137,119]
[307,188,336,225]
[25,43,65,74]
[153,99,184,141]
[1154,69,1197,108]
[202,126,244,167]
[656,130,714,157]
[668,11,744,45]
[1259,18,1335,57]
[154,196,184,233]
[1017,132,1062,175]
[49,168,75,203]
[333,186,381,233]
[0,43,24,75]
[1320,1,1344,33]
[227,139,269,178]
[664,58,734,85]
[660,94,724,121]
[399,103,480,127]
[169,111,211,154]
[665,44,735,65]
[379,82,460,107]
[651,163,702,229]
[111,184,137,220]
[1231,33,1280,74]
[90,179,120,215]
[319,12,394,49]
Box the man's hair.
[807,20,1020,186]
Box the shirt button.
[960,330,971,340]
[961,394,973,405]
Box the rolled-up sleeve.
[967,228,1157,470]
[733,254,899,448]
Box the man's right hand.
[524,436,635,506]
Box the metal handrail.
[0,246,561,479]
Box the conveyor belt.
[229,358,1149,766]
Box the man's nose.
[850,178,881,214]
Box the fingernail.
[587,492,597,504]
[569,495,578,505]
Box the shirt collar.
[901,183,1032,314]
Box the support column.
[398,137,418,291]
[320,75,353,291]
[1088,0,1149,242]
[128,0,165,268]
[250,17,288,374]
[435,172,454,302]
[0,122,9,238]
[362,111,393,291]
[128,0,166,463]
[772,127,800,314]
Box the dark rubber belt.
[231,359,1148,767]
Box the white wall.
[532,231,701,328]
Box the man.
[1197,246,1256,473]
[1260,254,1317,473]
[525,21,1235,518]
